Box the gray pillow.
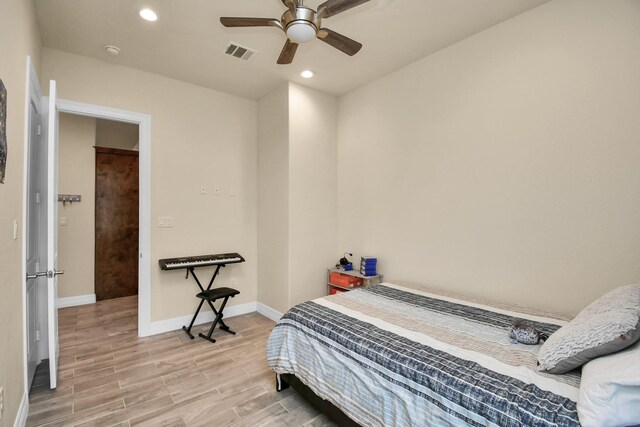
[537,284,640,374]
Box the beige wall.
[0,0,41,424]
[288,83,338,306]
[96,119,138,150]
[57,113,96,299]
[337,0,640,315]
[257,83,338,312]
[257,85,290,313]
[41,48,258,322]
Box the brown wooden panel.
[95,147,139,301]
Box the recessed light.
[300,70,314,79]
[139,8,158,22]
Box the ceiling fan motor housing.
[282,7,319,43]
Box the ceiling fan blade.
[220,17,279,27]
[317,28,362,56]
[317,0,370,18]
[277,39,299,64]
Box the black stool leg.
[182,298,205,339]
[198,296,236,343]
[212,295,235,334]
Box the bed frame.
[276,373,361,427]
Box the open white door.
[45,80,62,389]
[24,56,44,391]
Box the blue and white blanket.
[266,283,581,427]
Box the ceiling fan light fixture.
[220,0,370,64]
[139,8,158,22]
[286,21,317,43]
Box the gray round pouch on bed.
[509,321,546,345]
[537,284,640,374]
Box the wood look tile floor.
[27,296,337,427]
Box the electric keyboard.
[159,252,245,270]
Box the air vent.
[224,42,257,61]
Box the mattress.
[266,283,581,427]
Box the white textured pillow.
[578,340,640,427]
[538,284,640,374]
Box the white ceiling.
[35,0,549,100]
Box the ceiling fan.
[220,0,370,64]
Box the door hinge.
[36,330,40,342]
[36,192,40,204]
[37,124,42,136]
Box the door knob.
[47,269,65,278]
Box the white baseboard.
[13,392,28,427]
[144,301,258,336]
[257,302,284,322]
[57,294,96,308]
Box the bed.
[266,282,582,427]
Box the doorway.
[55,99,152,337]
[57,115,140,303]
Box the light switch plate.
[0,386,4,419]
[157,216,174,228]
[200,185,207,195]
[13,220,18,240]
[213,186,221,196]
[60,216,68,226]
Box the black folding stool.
[182,265,240,343]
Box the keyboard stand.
[182,265,239,342]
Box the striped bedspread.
[266,283,581,427]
